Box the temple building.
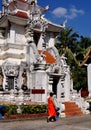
[0,0,89,116]
[0,0,70,103]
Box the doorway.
[33,32,40,46]
[8,76,14,90]
[52,77,59,95]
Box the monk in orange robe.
[47,92,56,122]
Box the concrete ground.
[0,115,91,130]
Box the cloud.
[52,7,67,18]
[52,5,85,19]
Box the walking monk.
[47,92,56,122]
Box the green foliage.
[72,66,87,92]
[20,104,47,114]
[55,27,91,91]
[3,105,18,115]
[2,104,47,115]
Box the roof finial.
[45,5,49,10]
[63,19,67,28]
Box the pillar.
[87,64,91,97]
[64,72,70,101]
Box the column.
[64,73,70,101]
[9,24,15,44]
[87,64,91,97]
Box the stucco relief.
[29,18,48,32]
[21,69,28,91]
[0,67,3,91]
[3,62,19,77]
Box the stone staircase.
[64,101,83,117]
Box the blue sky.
[0,0,91,37]
[38,0,91,37]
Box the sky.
[0,0,91,37]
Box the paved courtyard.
[0,115,91,130]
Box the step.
[64,101,83,117]
[65,111,83,117]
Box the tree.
[55,27,91,92]
[55,27,79,55]
[75,36,91,64]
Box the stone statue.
[36,53,46,64]
[21,69,28,91]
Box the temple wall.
[31,70,48,102]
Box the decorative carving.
[29,18,48,32]
[25,29,34,43]
[21,69,28,91]
[36,53,46,64]
[2,0,9,7]
[0,67,3,91]
[27,2,48,32]
[4,66,19,76]
[14,77,18,90]
[3,62,19,77]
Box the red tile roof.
[14,11,29,18]
[38,50,56,64]
[19,0,27,2]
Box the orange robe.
[48,97,56,117]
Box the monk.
[47,92,56,122]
